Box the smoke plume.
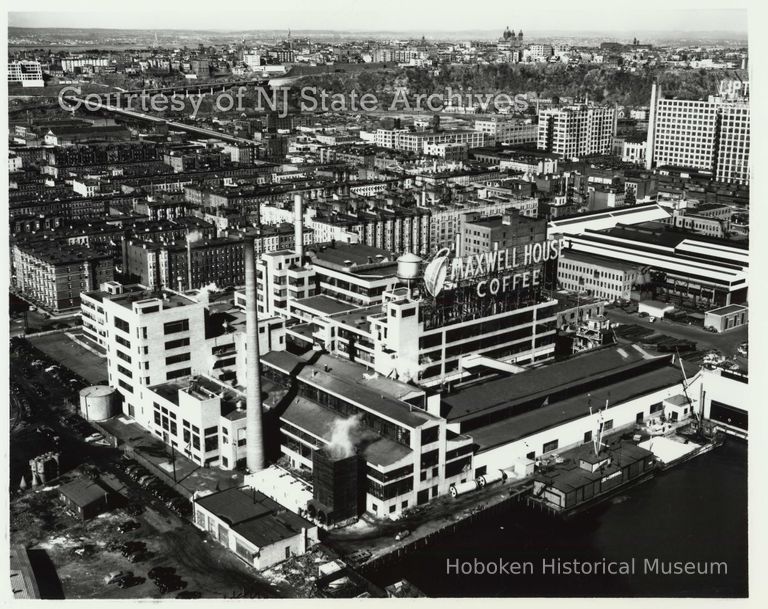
[326,414,362,459]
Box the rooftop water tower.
[396,252,422,295]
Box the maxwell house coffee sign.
[424,237,566,299]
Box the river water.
[368,439,747,597]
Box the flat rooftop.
[471,365,684,453]
[293,294,358,317]
[310,243,395,274]
[107,290,197,312]
[264,351,430,428]
[560,249,645,273]
[194,487,314,548]
[281,396,412,468]
[441,346,666,424]
[707,304,748,316]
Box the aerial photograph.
[5,0,751,601]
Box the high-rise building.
[537,105,617,158]
[645,82,750,185]
[8,61,44,87]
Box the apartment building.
[473,119,538,146]
[375,129,486,153]
[125,236,245,292]
[538,104,617,158]
[459,210,547,257]
[12,242,114,312]
[645,82,750,185]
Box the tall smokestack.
[244,239,265,473]
[294,194,304,263]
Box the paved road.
[605,308,747,356]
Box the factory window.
[116,350,132,363]
[204,436,218,452]
[117,365,132,379]
[114,317,130,333]
[650,402,663,414]
[166,352,191,366]
[421,449,439,469]
[421,426,439,445]
[601,420,613,432]
[164,319,190,335]
[401,501,408,509]
[445,444,474,461]
[584,431,592,443]
[389,505,396,514]
[118,379,133,393]
[542,440,559,453]
[444,456,471,478]
[166,337,190,350]
[115,335,130,348]
[166,367,191,380]
[192,436,200,450]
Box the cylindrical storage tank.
[396,253,423,281]
[449,480,479,498]
[477,470,505,488]
[79,385,119,421]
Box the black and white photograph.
[2,0,760,601]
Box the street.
[604,307,747,357]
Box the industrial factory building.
[193,487,319,570]
[555,222,748,307]
[438,346,691,478]
[262,350,474,520]
[82,190,740,530]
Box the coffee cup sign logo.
[423,248,452,298]
[423,237,566,299]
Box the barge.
[527,439,657,518]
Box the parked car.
[119,541,146,556]
[128,551,151,563]
[117,520,140,534]
[117,575,145,589]
[638,312,649,318]
[394,529,411,541]
[137,475,156,487]
[104,571,132,585]
[71,544,96,558]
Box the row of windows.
[165,337,190,350]
[164,319,190,335]
[166,352,191,366]
[167,367,191,380]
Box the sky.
[7,0,749,33]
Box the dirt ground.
[10,474,283,599]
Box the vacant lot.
[29,333,107,385]
[10,470,283,599]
